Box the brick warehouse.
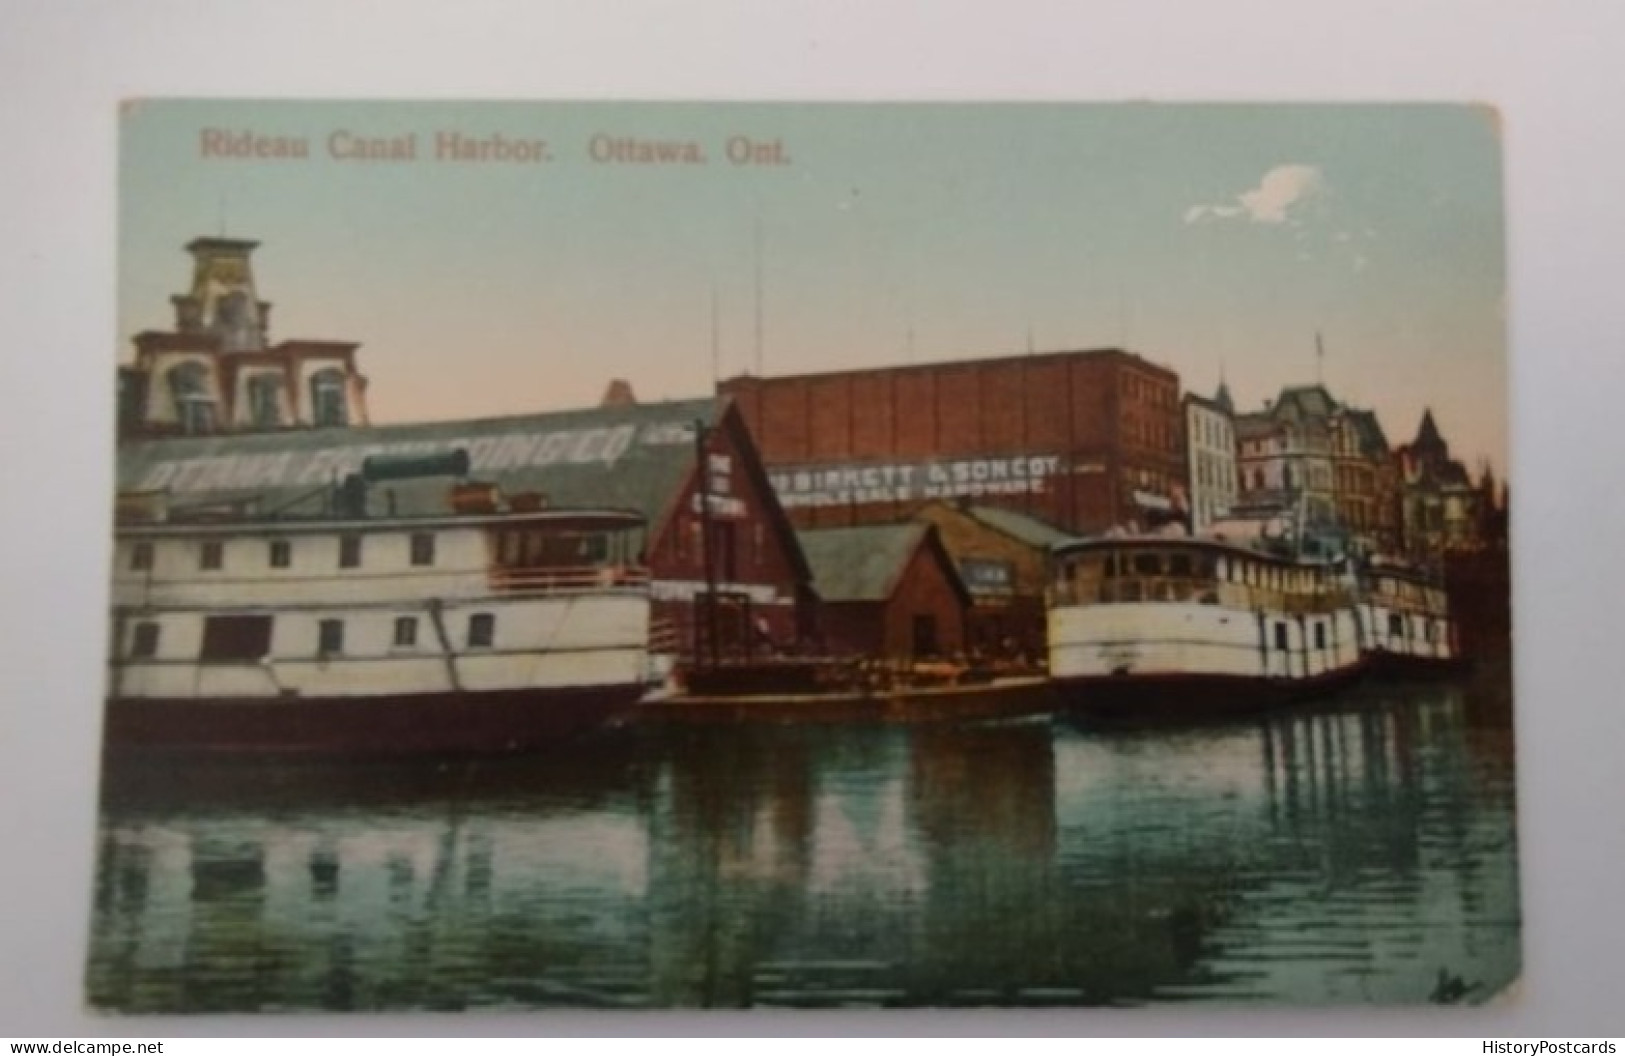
[719,348,1187,538]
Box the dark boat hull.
[1052,663,1367,725]
[639,677,1057,725]
[103,683,648,756]
[1362,649,1469,680]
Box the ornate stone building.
[117,237,371,439]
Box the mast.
[694,418,720,668]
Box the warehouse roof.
[116,396,818,586]
[797,523,970,606]
[964,504,1076,549]
[117,397,726,527]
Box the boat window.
[410,532,436,567]
[1274,621,1288,651]
[1102,553,1118,578]
[339,534,362,569]
[130,542,153,572]
[1169,554,1193,578]
[393,616,418,647]
[269,539,291,568]
[1133,552,1161,576]
[468,612,495,648]
[499,530,521,566]
[200,615,272,662]
[201,540,223,571]
[1314,622,1326,649]
[318,619,344,656]
[1389,613,1404,637]
[130,621,160,659]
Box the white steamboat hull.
[1048,600,1365,720]
[106,592,650,754]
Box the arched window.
[310,368,348,427]
[167,362,216,435]
[247,373,283,429]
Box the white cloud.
[1184,164,1325,225]
[1183,204,1241,224]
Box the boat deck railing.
[1055,577,1355,615]
[488,565,651,592]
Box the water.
[86,674,1519,1010]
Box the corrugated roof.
[115,397,724,528]
[796,523,929,602]
[965,505,1075,549]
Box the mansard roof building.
[1233,382,1403,557]
[118,238,371,439]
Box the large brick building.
[718,348,1186,538]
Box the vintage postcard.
[94,100,1515,1010]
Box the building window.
[1274,621,1289,651]
[130,542,153,571]
[247,373,283,429]
[269,539,292,568]
[130,622,160,659]
[410,532,436,566]
[1314,622,1326,649]
[393,616,418,647]
[339,534,362,569]
[200,615,273,662]
[310,368,349,428]
[168,362,217,435]
[318,619,344,656]
[201,540,223,571]
[467,612,495,648]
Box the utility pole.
[694,419,720,668]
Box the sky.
[119,101,1508,477]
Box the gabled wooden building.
[911,501,1074,663]
[795,523,970,661]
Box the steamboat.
[105,452,652,754]
[1046,535,1365,722]
[1356,556,1463,675]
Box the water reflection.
[88,678,1519,1010]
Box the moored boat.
[1356,556,1464,676]
[1046,536,1365,722]
[105,456,653,755]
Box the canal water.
[86,673,1520,1010]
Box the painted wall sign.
[132,420,693,494]
[768,454,1063,509]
